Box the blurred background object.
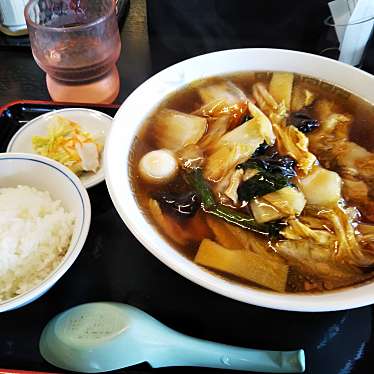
[323,0,374,66]
[147,0,374,73]
[0,0,28,36]
[147,0,333,73]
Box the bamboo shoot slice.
[195,239,288,292]
[269,72,294,110]
[206,216,243,249]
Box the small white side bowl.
[105,48,374,312]
[0,153,91,313]
[7,108,112,189]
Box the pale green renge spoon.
[39,302,305,373]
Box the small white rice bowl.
[0,153,90,312]
[0,186,75,301]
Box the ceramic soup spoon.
[39,302,305,373]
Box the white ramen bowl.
[0,153,91,313]
[105,48,374,312]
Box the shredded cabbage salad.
[32,116,102,174]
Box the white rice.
[0,185,75,301]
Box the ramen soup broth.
[130,72,374,293]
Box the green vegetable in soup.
[237,154,296,202]
[208,205,280,237]
[237,173,290,202]
[185,169,281,237]
[185,168,216,209]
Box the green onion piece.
[184,169,216,209]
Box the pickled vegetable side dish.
[130,72,374,293]
[32,116,102,175]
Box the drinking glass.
[25,0,121,104]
